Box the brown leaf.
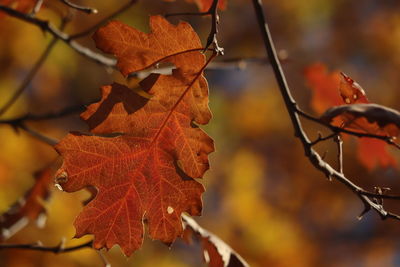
[182,214,249,267]
[0,168,53,241]
[92,15,204,76]
[55,16,214,256]
[321,103,400,137]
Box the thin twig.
[334,134,343,173]
[69,0,138,39]
[0,240,93,253]
[310,132,336,146]
[0,103,86,125]
[165,0,223,54]
[0,5,116,67]
[251,0,400,221]
[18,123,59,146]
[0,18,69,117]
[205,0,223,54]
[59,0,97,14]
[297,109,400,149]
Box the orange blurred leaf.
[357,138,397,170]
[0,168,53,241]
[186,0,227,12]
[182,215,248,267]
[304,62,342,114]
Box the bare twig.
[96,250,111,267]
[0,5,116,67]
[18,123,59,146]
[0,103,86,125]
[59,0,97,14]
[0,18,70,117]
[69,0,138,39]
[0,240,93,253]
[334,134,344,173]
[297,109,400,149]
[165,0,223,54]
[310,132,336,146]
[251,0,400,221]
[205,0,223,54]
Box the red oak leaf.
[305,63,397,170]
[92,16,205,76]
[357,138,397,170]
[186,0,227,12]
[55,16,214,256]
[0,168,53,241]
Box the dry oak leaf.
[0,168,53,241]
[182,214,249,267]
[304,63,342,114]
[56,16,214,256]
[321,103,400,137]
[93,15,205,76]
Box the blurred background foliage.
[0,0,400,266]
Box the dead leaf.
[0,168,53,241]
[55,16,214,256]
[182,214,249,267]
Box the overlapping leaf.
[305,63,397,170]
[0,168,53,241]
[55,16,214,256]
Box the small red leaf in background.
[0,168,53,241]
[186,0,227,12]
[357,138,397,170]
[305,63,397,170]
[304,63,342,114]
[182,214,249,267]
[56,16,214,256]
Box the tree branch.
[0,240,93,253]
[0,5,116,68]
[251,0,400,221]
[0,17,69,117]
[59,0,97,14]
[165,0,223,54]
[297,109,400,149]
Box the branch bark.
[251,0,400,221]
